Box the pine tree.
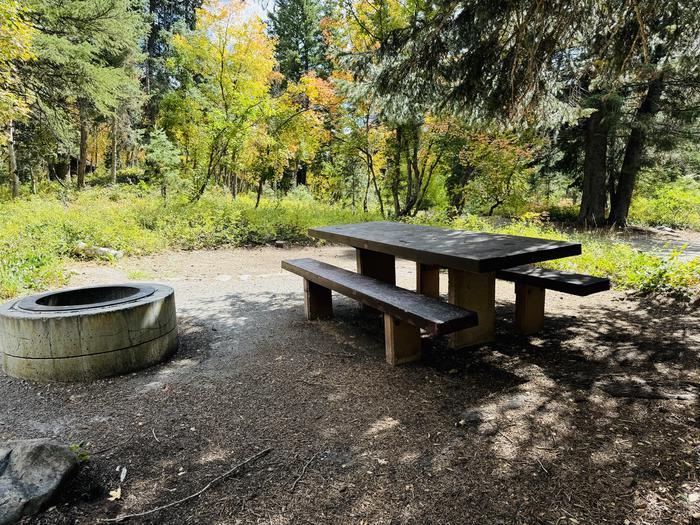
[268,0,329,84]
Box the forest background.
[0,0,699,299]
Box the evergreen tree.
[268,0,329,84]
[15,0,146,188]
[143,0,203,123]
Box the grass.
[0,186,380,299]
[1,186,698,300]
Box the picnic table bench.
[282,221,610,364]
[282,258,478,365]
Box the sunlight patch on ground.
[365,416,400,436]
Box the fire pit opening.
[17,285,155,312]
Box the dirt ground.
[1,246,698,525]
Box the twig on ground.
[91,434,136,456]
[99,447,273,523]
[290,452,320,492]
[151,429,160,443]
[536,458,549,475]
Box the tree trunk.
[296,162,307,185]
[255,175,265,208]
[8,120,19,199]
[608,75,664,227]
[30,168,37,194]
[577,110,609,226]
[65,154,72,184]
[391,128,402,217]
[111,116,118,184]
[77,111,88,189]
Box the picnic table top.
[309,221,581,273]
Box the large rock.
[0,439,78,525]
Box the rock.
[74,242,124,260]
[622,476,635,488]
[458,410,482,426]
[0,439,78,525]
[274,240,286,248]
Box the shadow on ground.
[1,285,698,524]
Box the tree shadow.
[7,283,698,524]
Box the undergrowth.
[1,187,698,300]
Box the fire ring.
[0,283,177,382]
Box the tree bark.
[578,110,609,226]
[8,120,19,199]
[608,75,664,227]
[111,116,118,184]
[65,154,72,184]
[77,110,88,189]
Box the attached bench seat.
[496,265,610,334]
[282,258,478,365]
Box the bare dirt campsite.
[1,246,698,525]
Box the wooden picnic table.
[309,221,582,347]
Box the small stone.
[622,477,635,488]
[459,410,482,425]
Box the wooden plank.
[309,222,582,273]
[356,248,395,314]
[304,279,333,320]
[384,314,421,365]
[497,266,610,296]
[282,258,478,336]
[356,248,395,284]
[417,263,440,299]
[515,283,545,335]
[447,269,496,348]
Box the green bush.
[629,180,700,230]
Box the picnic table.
[308,221,581,347]
[283,221,609,365]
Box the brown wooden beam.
[447,269,495,348]
[515,283,545,335]
[383,314,421,365]
[417,263,440,298]
[356,248,396,284]
[356,248,395,313]
[304,279,333,320]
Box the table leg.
[356,248,395,313]
[416,263,440,298]
[447,269,496,348]
[515,283,545,334]
[355,248,396,284]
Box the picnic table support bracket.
[304,279,333,320]
[417,263,440,299]
[448,269,496,348]
[384,314,421,365]
[515,283,545,335]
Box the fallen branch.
[100,447,273,523]
[91,434,136,456]
[290,452,319,492]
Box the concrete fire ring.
[0,283,177,382]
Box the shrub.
[0,187,697,300]
[629,180,700,230]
